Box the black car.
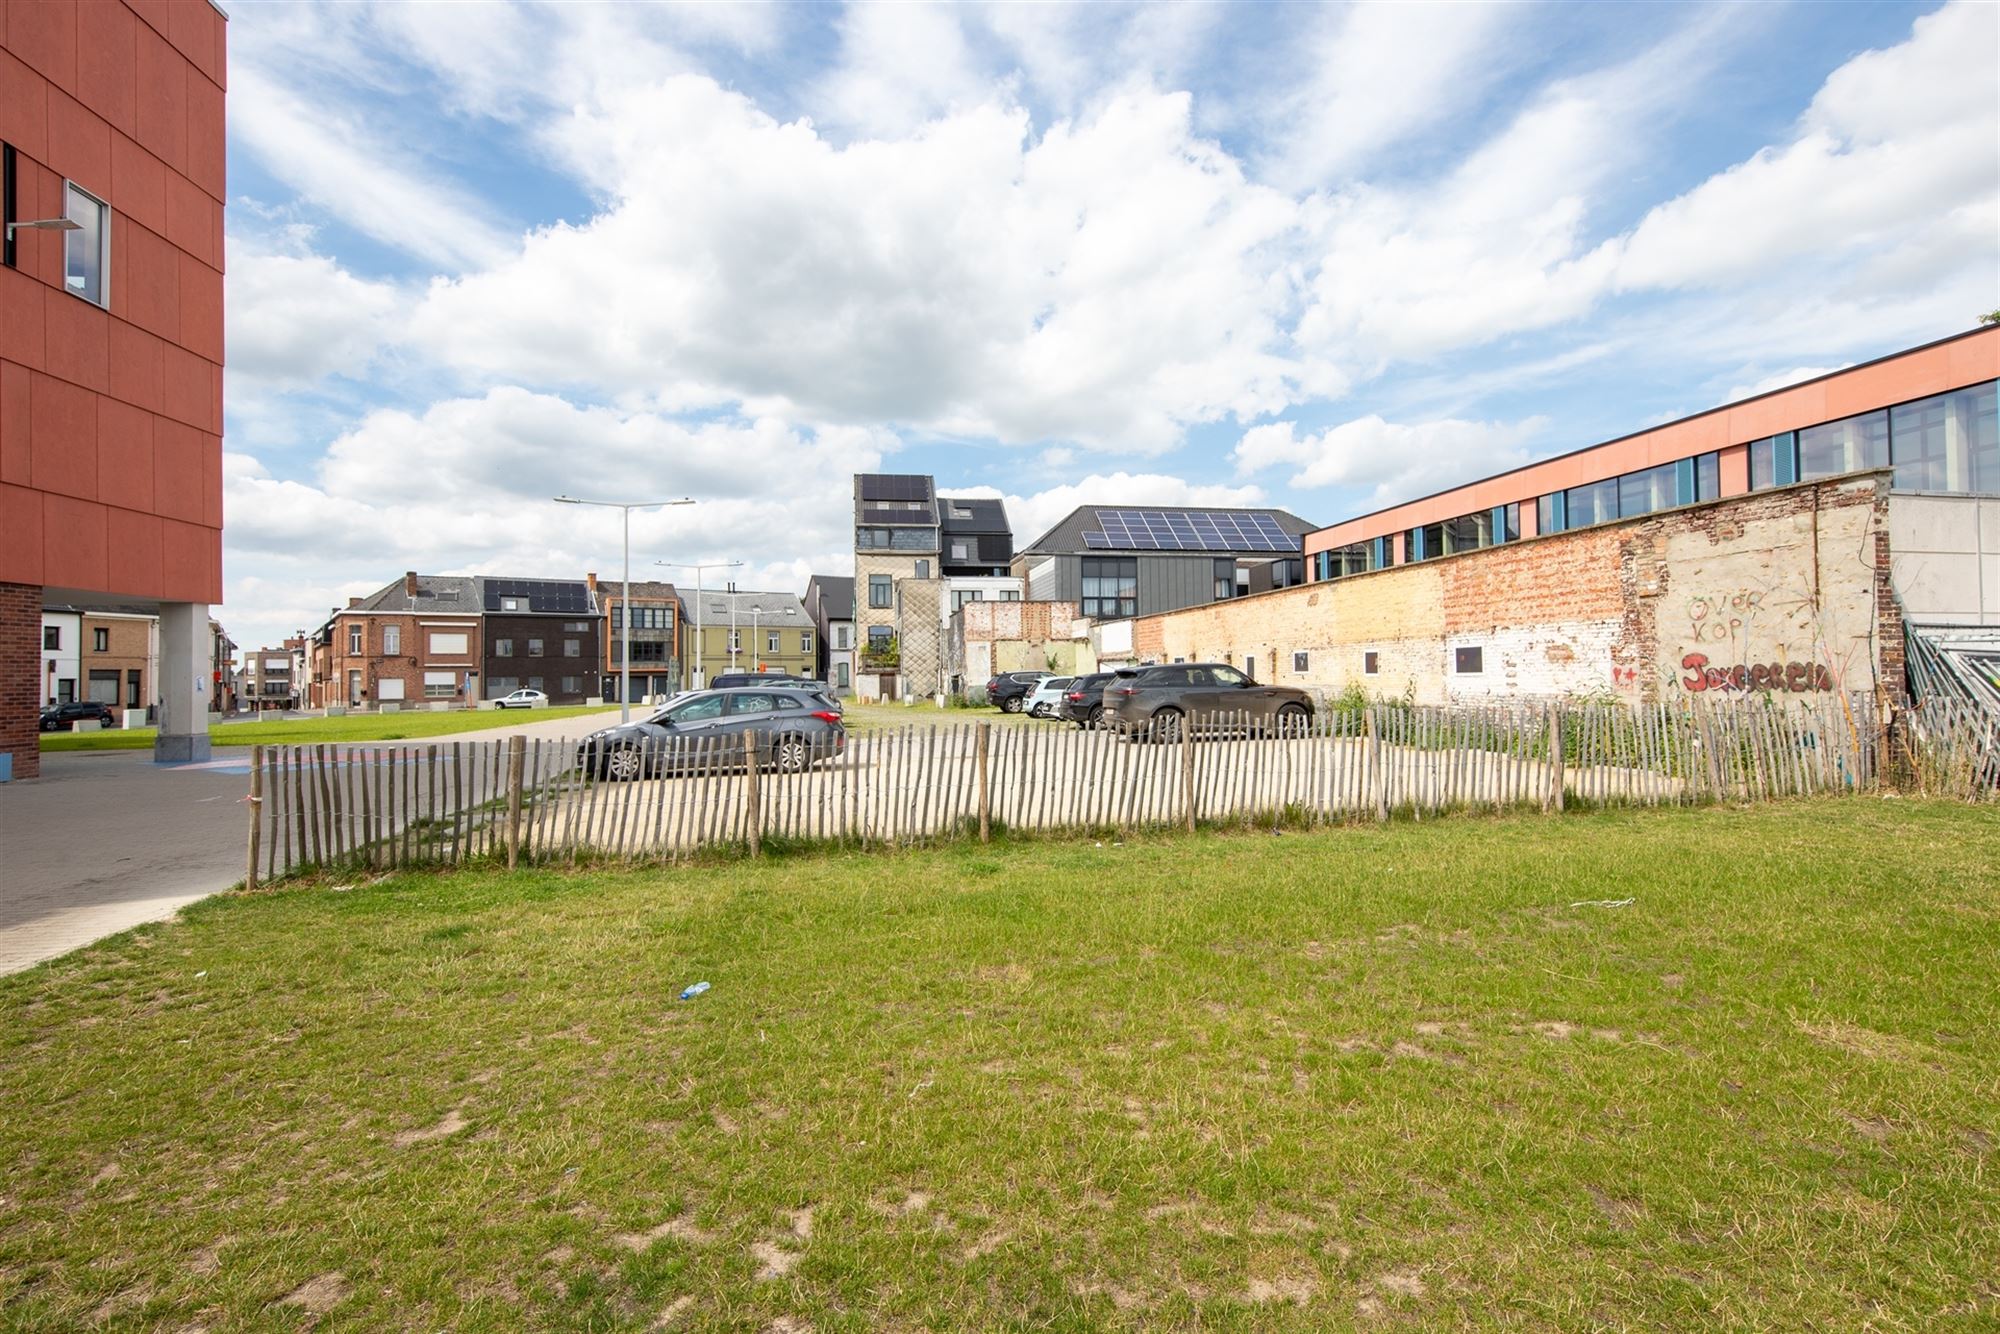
[40,700,118,732]
[577,687,845,780]
[984,671,1053,713]
[1103,663,1315,741]
[1058,672,1119,728]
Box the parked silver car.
[576,687,846,780]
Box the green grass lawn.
[38,705,624,752]
[2,802,1996,1330]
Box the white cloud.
[1230,414,1547,505]
[229,65,517,272]
[1613,1,1999,294]
[813,1,988,139]
[411,80,1302,450]
[226,240,403,391]
[1253,2,1524,191]
[1724,365,1847,404]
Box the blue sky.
[216,0,1999,654]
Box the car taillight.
[810,711,842,724]
[1065,692,1083,701]
[1117,686,1137,697]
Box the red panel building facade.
[1,0,225,777]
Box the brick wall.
[1130,473,1896,706]
[79,613,150,706]
[2,581,42,778]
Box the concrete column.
[155,602,212,764]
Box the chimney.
[586,572,598,593]
[404,571,420,597]
[347,597,362,608]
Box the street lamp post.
[654,560,742,690]
[554,495,693,724]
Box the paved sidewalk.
[0,711,628,977]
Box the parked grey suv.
[1101,663,1314,741]
[577,687,845,780]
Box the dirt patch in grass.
[390,1106,467,1147]
[1797,1019,1935,1063]
[276,1271,350,1314]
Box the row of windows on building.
[713,630,813,653]
[610,604,676,630]
[868,571,1024,609]
[486,677,586,697]
[1311,379,2000,580]
[43,626,118,652]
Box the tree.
[1981,310,2000,326]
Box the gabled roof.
[355,574,485,615]
[806,574,854,620]
[854,473,939,526]
[938,496,1011,535]
[692,589,813,627]
[1018,504,1318,557]
[483,577,596,615]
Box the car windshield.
[663,695,726,723]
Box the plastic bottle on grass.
[679,981,711,1001]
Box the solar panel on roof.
[1082,532,1109,548]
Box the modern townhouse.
[804,575,855,695]
[1013,505,1318,620]
[37,611,80,706]
[482,577,601,704]
[244,638,304,713]
[589,574,683,702]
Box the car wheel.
[1276,704,1310,738]
[604,745,644,782]
[1001,696,1023,714]
[775,736,811,773]
[1086,705,1104,730]
[1151,708,1184,744]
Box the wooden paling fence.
[242,694,1961,885]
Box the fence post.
[246,745,264,890]
[1546,705,1566,814]
[505,734,526,870]
[977,723,991,844]
[744,730,762,858]
[1182,728,1197,833]
[1368,707,1388,823]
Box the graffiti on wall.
[1679,653,1834,693]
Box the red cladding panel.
[106,508,163,598]
[177,252,222,362]
[165,0,217,85]
[160,342,209,430]
[7,0,76,92]
[159,515,213,602]
[0,269,45,370]
[120,220,180,342]
[152,413,203,523]
[43,291,110,395]
[185,71,223,200]
[43,491,109,589]
[0,362,29,485]
[108,319,165,413]
[74,0,138,137]
[95,396,155,513]
[28,370,96,500]
[133,21,187,173]
[111,132,168,236]
[45,86,112,190]
[164,172,214,266]
[0,49,49,160]
[200,429,220,526]
[0,482,46,583]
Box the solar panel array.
[1079,510,1298,553]
[485,579,594,614]
[858,474,933,502]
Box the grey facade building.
[804,575,855,695]
[1013,505,1317,620]
[852,474,1020,700]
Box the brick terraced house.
[312,573,483,710]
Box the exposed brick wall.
[1130,474,1895,706]
[2,581,43,779]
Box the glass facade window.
[1442,514,1486,554]
[1799,410,1888,481]
[1455,646,1484,675]
[1617,463,1676,520]
[64,182,109,307]
[1695,452,1720,502]
[1214,558,1234,601]
[1563,478,1615,528]
[1537,493,1565,534]
[1082,557,1138,618]
[1891,381,1999,493]
[1499,502,1521,543]
[868,574,893,608]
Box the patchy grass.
[37,705,624,752]
[2,801,1996,1330]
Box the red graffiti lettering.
[1749,663,1769,689]
[1676,653,1836,693]
[1681,653,1710,691]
